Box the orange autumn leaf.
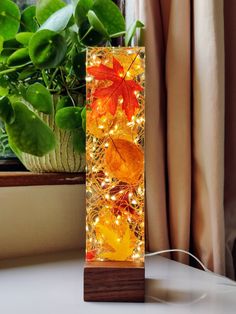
[87,57,143,121]
[105,139,144,184]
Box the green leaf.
[21,6,38,33]
[71,0,79,6]
[8,135,22,160]
[73,128,85,153]
[18,67,38,81]
[0,0,20,40]
[26,83,53,114]
[29,30,67,68]
[0,51,10,64]
[7,48,30,67]
[39,4,73,32]
[81,106,86,131]
[87,10,109,38]
[0,86,9,97]
[79,19,103,46]
[18,84,27,99]
[6,101,56,157]
[0,96,15,124]
[36,0,66,25]
[92,0,125,35]
[0,35,3,54]
[1,39,21,62]
[16,32,34,46]
[125,20,144,46]
[74,0,93,26]
[56,96,73,111]
[55,106,83,130]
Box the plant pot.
[21,99,85,173]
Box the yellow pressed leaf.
[96,223,134,261]
[96,223,120,251]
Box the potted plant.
[0,0,144,172]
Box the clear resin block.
[86,47,145,263]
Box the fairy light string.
[86,47,145,262]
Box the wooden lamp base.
[84,261,145,302]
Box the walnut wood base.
[84,261,145,302]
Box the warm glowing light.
[127,121,135,127]
[138,187,143,194]
[94,217,100,224]
[86,47,145,263]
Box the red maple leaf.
[86,249,96,261]
[87,57,143,121]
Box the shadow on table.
[145,278,207,305]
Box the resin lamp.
[84,47,145,302]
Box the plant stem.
[0,68,17,75]
[59,67,76,107]
[70,83,86,91]
[110,31,126,38]
[80,26,93,42]
[48,68,59,89]
[42,69,49,87]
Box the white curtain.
[128,0,230,277]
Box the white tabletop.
[0,250,235,314]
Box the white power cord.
[145,248,236,287]
[145,248,236,305]
[145,249,208,272]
